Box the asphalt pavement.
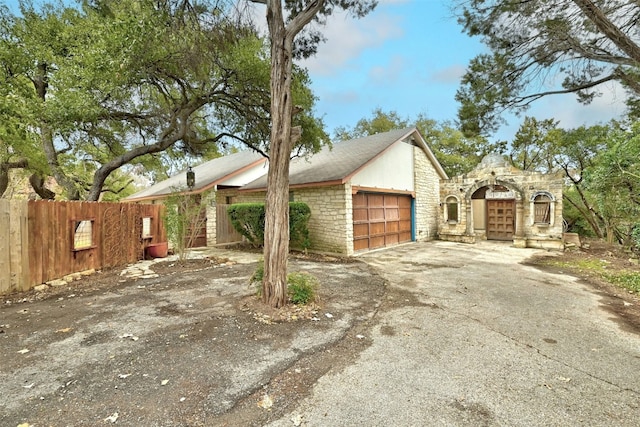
[268,241,640,427]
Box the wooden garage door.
[353,193,412,251]
[486,199,514,241]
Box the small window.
[73,220,94,250]
[534,194,551,224]
[446,196,459,223]
[142,217,153,239]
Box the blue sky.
[5,0,628,143]
[295,0,627,142]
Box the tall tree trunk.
[263,5,293,308]
[262,0,324,308]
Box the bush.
[227,202,311,249]
[287,271,318,305]
[227,203,265,247]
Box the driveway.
[269,241,640,426]
[1,241,638,426]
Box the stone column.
[465,199,475,243]
[514,199,526,248]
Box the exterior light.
[186,166,195,189]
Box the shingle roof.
[243,127,425,190]
[125,150,265,201]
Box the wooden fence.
[0,200,166,295]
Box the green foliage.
[454,0,640,138]
[289,202,312,250]
[545,258,640,295]
[286,272,318,305]
[227,203,266,247]
[604,272,640,294]
[0,0,328,200]
[163,192,206,261]
[227,202,312,249]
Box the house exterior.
[125,131,566,254]
[124,150,267,246]
[239,127,448,255]
[438,153,564,249]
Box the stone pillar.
[513,199,526,248]
[464,199,475,243]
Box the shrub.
[287,271,318,305]
[227,202,311,249]
[227,203,265,247]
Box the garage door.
[353,193,412,251]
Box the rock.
[80,269,96,276]
[47,279,67,287]
[629,258,639,266]
[34,284,49,292]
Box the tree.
[454,0,640,137]
[251,0,376,308]
[509,117,560,172]
[0,0,325,200]
[584,122,640,245]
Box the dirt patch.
[527,239,640,336]
[0,255,387,426]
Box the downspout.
[411,197,416,241]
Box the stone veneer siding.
[413,146,441,241]
[293,184,352,255]
[439,161,564,249]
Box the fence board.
[0,201,11,294]
[0,200,167,295]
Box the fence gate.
[216,204,243,244]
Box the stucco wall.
[414,146,441,241]
[351,142,414,191]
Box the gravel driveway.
[269,241,640,427]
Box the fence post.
[0,200,29,294]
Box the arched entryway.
[467,181,523,242]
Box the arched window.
[445,196,459,223]
[530,191,555,225]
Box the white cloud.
[430,64,467,84]
[300,10,404,77]
[367,55,406,84]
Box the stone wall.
[292,184,352,255]
[413,146,441,241]
[439,154,564,249]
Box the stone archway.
[465,179,525,244]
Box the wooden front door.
[486,199,514,241]
[353,193,412,251]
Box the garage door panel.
[385,234,399,245]
[352,193,413,251]
[353,208,368,222]
[370,208,385,221]
[370,222,385,235]
[354,238,369,251]
[386,221,399,233]
[399,219,411,232]
[370,236,385,249]
[353,223,369,238]
[385,208,399,220]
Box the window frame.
[71,218,96,251]
[530,191,555,226]
[444,195,460,224]
[142,217,153,239]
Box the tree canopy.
[454,0,640,137]
[0,0,326,200]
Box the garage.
[353,193,412,251]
